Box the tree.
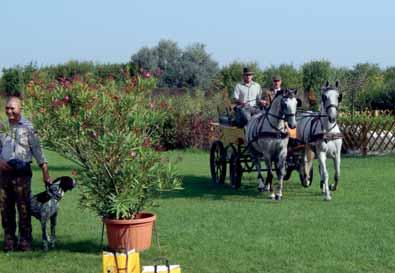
[155,40,183,87]
[361,66,394,110]
[180,43,219,89]
[347,63,383,111]
[130,39,218,89]
[302,60,333,109]
[130,46,159,71]
[0,67,23,96]
[383,66,395,88]
[263,64,302,90]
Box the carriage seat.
[218,114,236,127]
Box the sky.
[1,0,395,71]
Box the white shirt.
[233,81,262,107]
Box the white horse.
[296,81,343,201]
[246,89,299,200]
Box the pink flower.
[52,99,65,108]
[129,151,137,158]
[142,71,151,78]
[143,138,151,147]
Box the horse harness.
[249,92,295,144]
[304,115,343,144]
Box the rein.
[249,92,296,142]
[309,132,343,143]
[325,104,338,112]
[256,131,289,139]
[298,90,342,144]
[302,116,341,144]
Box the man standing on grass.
[0,96,51,252]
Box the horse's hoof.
[258,187,266,193]
[329,184,337,191]
[275,194,282,201]
[269,193,276,200]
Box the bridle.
[322,87,341,110]
[249,90,298,143]
[299,88,342,143]
[262,91,297,134]
[267,91,297,121]
[321,88,341,125]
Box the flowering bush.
[152,90,224,150]
[24,77,181,219]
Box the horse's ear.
[325,81,330,88]
[297,98,302,107]
[335,80,340,89]
[338,93,343,103]
[294,89,297,95]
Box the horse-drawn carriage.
[209,82,342,201]
[209,121,313,189]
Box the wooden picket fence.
[339,110,395,155]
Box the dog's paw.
[50,241,56,249]
[42,242,49,252]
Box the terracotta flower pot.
[103,212,156,252]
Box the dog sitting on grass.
[30,176,76,251]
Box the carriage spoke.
[210,141,226,184]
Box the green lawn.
[1,150,395,273]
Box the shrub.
[153,90,224,150]
[24,77,181,219]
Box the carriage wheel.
[229,153,242,189]
[300,166,314,187]
[210,141,226,184]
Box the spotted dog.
[30,176,75,251]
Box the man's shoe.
[17,240,32,251]
[3,239,15,252]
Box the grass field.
[0,150,395,273]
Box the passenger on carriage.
[261,74,298,142]
[261,74,283,108]
[232,67,265,127]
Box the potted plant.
[24,74,181,251]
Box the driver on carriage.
[232,67,265,127]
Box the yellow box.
[142,264,181,273]
[102,249,140,273]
